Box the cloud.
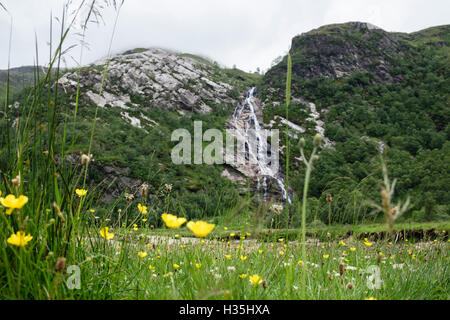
[0,0,448,72]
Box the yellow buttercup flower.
[0,194,28,214]
[339,241,346,246]
[298,260,304,266]
[75,189,87,197]
[364,240,374,247]
[7,231,32,247]
[365,297,377,300]
[149,265,155,270]
[99,227,114,240]
[249,274,263,286]
[240,255,247,261]
[186,220,215,238]
[323,254,330,259]
[138,251,148,258]
[195,263,202,269]
[350,247,356,252]
[239,274,247,279]
[173,263,180,269]
[138,203,148,214]
[225,254,232,260]
[161,213,186,229]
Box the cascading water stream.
[231,87,292,203]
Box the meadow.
[2,209,449,299]
[0,1,449,300]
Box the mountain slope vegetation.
[3,22,449,226]
[260,22,450,224]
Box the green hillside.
[259,22,450,224]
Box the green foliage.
[260,25,450,224]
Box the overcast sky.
[0,0,449,72]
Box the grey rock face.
[54,154,143,203]
[287,22,401,81]
[93,164,144,204]
[58,48,237,115]
[224,88,291,203]
[221,168,247,184]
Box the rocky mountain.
[58,48,244,116]
[6,22,449,223]
[265,22,449,85]
[259,22,449,222]
[48,48,260,209]
[287,22,401,80]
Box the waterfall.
[230,87,292,203]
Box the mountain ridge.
[4,21,449,221]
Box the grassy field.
[147,220,450,241]
[79,227,448,300]
[1,204,448,300]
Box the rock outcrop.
[266,22,403,83]
[54,48,251,202]
[58,48,238,115]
